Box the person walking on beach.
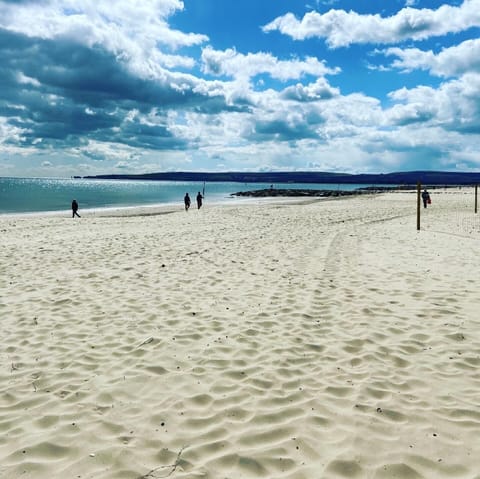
[184,192,191,211]
[421,189,431,208]
[71,199,81,218]
[196,191,203,209]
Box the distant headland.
[82,170,480,185]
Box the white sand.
[1,190,480,479]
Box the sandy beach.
[1,190,480,479]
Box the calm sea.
[0,177,371,215]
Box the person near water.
[421,189,431,208]
[72,199,81,218]
[184,192,191,211]
[196,191,203,209]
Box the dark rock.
[231,188,373,198]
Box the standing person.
[71,199,81,218]
[184,192,191,211]
[196,191,203,209]
[421,189,431,208]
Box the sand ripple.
[1,192,480,478]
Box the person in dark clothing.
[72,199,81,218]
[184,192,191,211]
[421,189,431,208]
[196,191,203,209]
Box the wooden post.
[417,182,421,231]
[475,184,478,214]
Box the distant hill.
[83,170,480,185]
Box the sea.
[0,177,372,215]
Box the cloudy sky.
[1,0,480,177]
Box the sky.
[1,0,480,177]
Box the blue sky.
[1,0,479,177]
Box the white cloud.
[0,117,29,145]
[385,38,480,77]
[1,0,206,48]
[387,73,480,132]
[201,46,339,81]
[0,0,207,78]
[69,139,141,163]
[114,161,131,169]
[16,72,41,87]
[281,78,340,101]
[262,0,480,47]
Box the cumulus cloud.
[0,115,29,145]
[70,139,141,163]
[0,27,234,157]
[386,102,436,126]
[385,38,480,77]
[281,78,340,101]
[237,84,384,147]
[201,46,339,81]
[0,0,208,78]
[387,73,480,133]
[262,0,480,47]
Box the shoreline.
[0,178,472,215]
[5,183,471,218]
[0,177,374,217]
[0,195,331,219]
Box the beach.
[1,190,480,479]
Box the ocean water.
[0,177,371,215]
